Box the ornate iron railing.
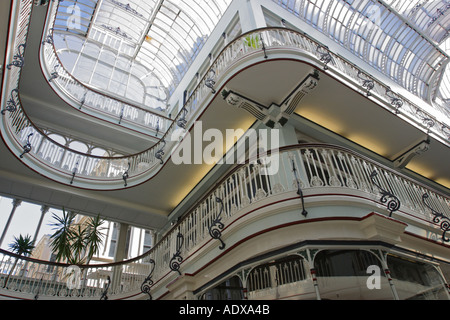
[0,143,448,299]
[40,1,172,136]
[3,0,449,190]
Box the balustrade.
[4,0,449,189]
[0,144,447,299]
[41,1,172,135]
[0,0,448,300]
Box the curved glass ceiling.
[51,0,450,114]
[52,0,232,109]
[273,0,450,106]
[384,0,450,44]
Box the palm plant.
[49,208,76,263]
[49,208,105,265]
[84,215,105,264]
[3,234,35,288]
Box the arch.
[199,275,244,300]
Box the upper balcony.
[2,0,450,194]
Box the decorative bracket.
[140,259,156,300]
[393,139,430,169]
[279,71,320,125]
[222,71,319,129]
[370,170,400,217]
[422,193,449,242]
[209,196,226,250]
[169,230,184,275]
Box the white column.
[239,0,267,33]
[111,223,129,293]
[0,199,22,247]
[32,205,49,245]
[114,223,129,262]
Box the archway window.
[247,255,307,292]
[200,276,244,300]
[314,250,382,277]
[387,255,450,300]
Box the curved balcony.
[40,1,172,137]
[2,0,449,191]
[0,143,448,300]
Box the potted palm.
[3,234,35,288]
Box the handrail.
[2,3,449,188]
[41,1,173,136]
[0,143,448,299]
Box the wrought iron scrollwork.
[7,44,26,69]
[177,107,188,129]
[34,277,44,300]
[48,64,60,82]
[316,45,332,70]
[155,119,160,137]
[141,259,155,300]
[122,162,130,186]
[385,87,403,114]
[422,193,450,242]
[100,276,111,300]
[20,133,33,158]
[155,139,166,164]
[79,91,87,110]
[209,196,226,250]
[42,28,54,45]
[260,33,268,59]
[292,159,308,217]
[416,108,436,133]
[357,71,375,96]
[370,170,400,217]
[70,158,80,185]
[205,69,216,94]
[1,88,19,115]
[169,230,184,275]
[118,105,124,124]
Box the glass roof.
[52,0,232,109]
[51,0,450,113]
[273,0,450,108]
[383,0,450,44]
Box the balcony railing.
[0,144,448,299]
[41,1,172,136]
[2,1,449,189]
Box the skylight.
[51,0,232,110]
[273,0,450,106]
